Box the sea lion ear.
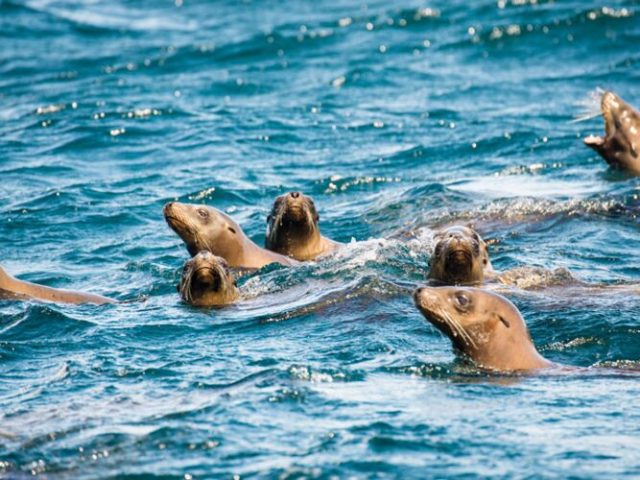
[498,315,510,328]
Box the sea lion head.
[178,251,238,306]
[265,191,321,260]
[428,226,491,285]
[164,202,243,263]
[413,286,549,372]
[584,91,640,173]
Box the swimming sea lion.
[584,91,640,174]
[178,251,239,306]
[428,226,493,285]
[265,191,340,261]
[164,202,296,269]
[0,265,115,305]
[413,286,552,372]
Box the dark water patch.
[0,305,96,342]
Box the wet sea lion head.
[413,286,550,372]
[584,91,640,173]
[178,251,238,306]
[428,226,490,285]
[164,202,243,262]
[265,191,321,258]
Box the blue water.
[2,0,640,477]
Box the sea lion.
[413,286,552,372]
[164,202,296,269]
[428,226,493,285]
[0,264,115,305]
[178,251,239,306]
[584,91,640,174]
[265,191,340,261]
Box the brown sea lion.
[178,251,239,307]
[428,226,493,285]
[413,286,552,372]
[265,191,340,261]
[584,91,640,174]
[164,202,296,269]
[0,265,115,305]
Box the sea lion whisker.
[442,309,477,349]
[440,309,466,344]
[180,266,194,303]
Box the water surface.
[1,0,640,478]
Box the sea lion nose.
[290,191,300,199]
[163,202,174,214]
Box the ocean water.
[2,0,640,477]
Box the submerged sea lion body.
[164,202,295,269]
[265,191,340,261]
[428,226,493,286]
[0,265,115,305]
[584,91,640,174]
[414,286,552,372]
[179,251,239,307]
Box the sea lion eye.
[197,208,209,219]
[455,292,470,307]
[228,227,236,234]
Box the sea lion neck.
[470,324,553,372]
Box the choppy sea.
[1,0,640,478]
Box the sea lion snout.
[283,191,311,217]
[163,202,176,216]
[413,287,424,302]
[413,286,440,312]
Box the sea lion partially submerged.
[0,265,115,305]
[584,91,640,174]
[164,202,295,269]
[428,226,493,285]
[413,286,552,372]
[178,251,239,307]
[265,191,340,261]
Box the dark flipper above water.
[584,91,640,174]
